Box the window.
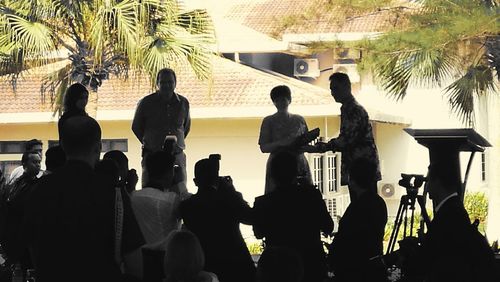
[310,153,340,195]
[102,139,128,152]
[481,152,486,182]
[0,160,22,178]
[326,198,337,218]
[0,141,25,154]
[312,155,324,193]
[48,139,128,152]
[327,155,338,192]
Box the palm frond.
[375,49,458,100]
[40,62,71,115]
[445,64,497,126]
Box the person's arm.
[252,199,265,239]
[121,189,146,280]
[131,100,145,143]
[315,191,334,234]
[184,100,191,138]
[329,105,368,151]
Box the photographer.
[180,156,255,282]
[399,161,496,282]
[327,158,387,282]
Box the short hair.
[45,145,66,171]
[60,116,101,156]
[156,68,177,83]
[270,85,292,102]
[63,83,89,113]
[95,159,120,187]
[25,139,43,151]
[194,158,219,186]
[270,151,298,186]
[329,72,351,88]
[163,230,205,281]
[146,151,175,180]
[428,159,461,193]
[103,150,128,171]
[257,246,304,282]
[349,158,378,191]
[22,151,39,166]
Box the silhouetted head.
[163,230,205,282]
[329,72,352,104]
[270,85,291,112]
[257,246,304,282]
[349,158,378,195]
[427,158,461,201]
[270,151,299,188]
[63,83,89,113]
[22,151,42,177]
[145,151,175,191]
[193,158,218,188]
[95,158,120,187]
[60,116,101,166]
[156,68,177,96]
[103,150,129,181]
[25,139,43,156]
[45,145,66,172]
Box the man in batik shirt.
[318,72,380,202]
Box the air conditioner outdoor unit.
[294,58,320,78]
[378,182,398,199]
[332,63,360,83]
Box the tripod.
[386,174,432,255]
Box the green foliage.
[246,240,264,255]
[464,191,489,233]
[0,0,216,112]
[279,0,499,126]
[356,0,499,126]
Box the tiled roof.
[0,56,332,114]
[224,0,406,37]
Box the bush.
[464,191,488,233]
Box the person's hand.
[126,169,138,191]
[313,142,329,153]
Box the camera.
[208,154,234,192]
[399,174,426,190]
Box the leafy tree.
[0,0,215,112]
[358,0,499,126]
[274,0,499,126]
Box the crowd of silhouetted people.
[0,71,498,282]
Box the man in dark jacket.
[418,160,496,282]
[327,159,387,282]
[180,157,255,282]
[23,116,145,282]
[1,151,41,268]
[253,151,334,282]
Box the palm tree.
[359,0,499,126]
[0,0,215,112]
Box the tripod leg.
[387,196,406,254]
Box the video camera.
[398,173,426,197]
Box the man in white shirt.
[131,151,180,245]
[8,139,43,184]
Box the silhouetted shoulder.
[177,93,189,104]
[139,92,159,104]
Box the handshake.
[292,128,334,153]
